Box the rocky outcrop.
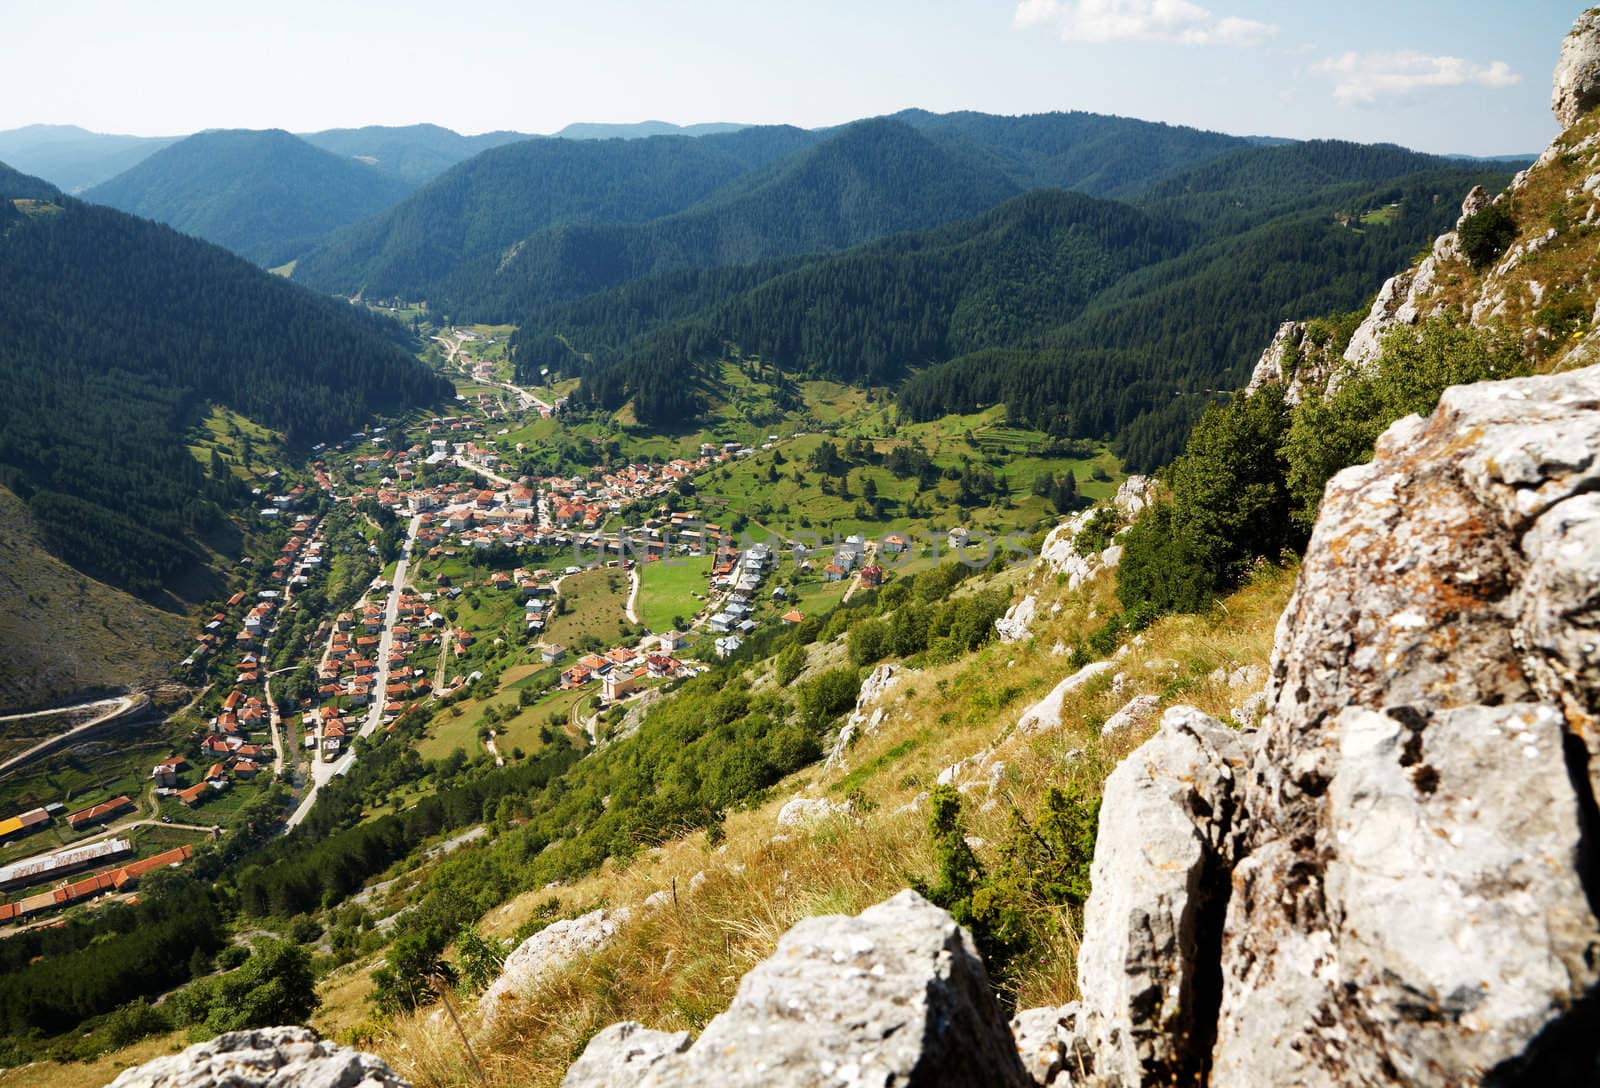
[1074,708,1254,1086]
[773,795,849,828]
[479,907,630,1029]
[1017,660,1114,734]
[1209,362,1600,1085]
[1243,320,1337,406]
[1554,7,1600,128]
[1038,475,1153,586]
[107,1028,408,1088]
[1100,693,1161,736]
[996,593,1038,642]
[562,1022,690,1087]
[566,889,1031,1087]
[824,663,902,770]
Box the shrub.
[1458,200,1518,269]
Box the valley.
[0,14,1587,1084]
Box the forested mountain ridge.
[520,188,1188,419]
[455,119,1027,322]
[299,124,532,185]
[886,108,1250,196]
[1132,138,1496,234]
[289,109,1262,318]
[517,151,1510,468]
[0,191,449,597]
[85,129,415,266]
[0,160,61,201]
[289,125,823,309]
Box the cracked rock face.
[1076,707,1254,1087]
[568,889,1030,1087]
[1212,363,1600,1086]
[106,1027,409,1088]
[1554,7,1600,129]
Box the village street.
[284,512,422,830]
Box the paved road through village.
[283,513,422,830]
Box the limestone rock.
[1076,707,1253,1087]
[106,1027,408,1088]
[1038,476,1151,585]
[1112,475,1154,518]
[774,796,848,828]
[568,889,1031,1087]
[479,907,630,1028]
[1245,320,1335,405]
[996,593,1038,643]
[1010,1004,1094,1086]
[1212,363,1600,1085]
[1100,693,1161,737]
[824,664,902,770]
[562,1022,691,1088]
[1553,7,1600,128]
[1017,661,1114,734]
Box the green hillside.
[85,129,415,265]
[0,192,449,598]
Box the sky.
[0,1,1580,155]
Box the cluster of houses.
[315,591,435,757]
[150,684,277,808]
[557,639,690,700]
[186,515,323,670]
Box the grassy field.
[185,405,285,483]
[693,424,1120,545]
[635,555,714,633]
[542,567,632,650]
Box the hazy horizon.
[0,1,1578,158]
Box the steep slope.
[0,124,178,192]
[469,118,1024,322]
[290,125,821,308]
[520,188,1185,419]
[0,486,187,713]
[0,192,450,604]
[299,124,531,186]
[85,129,415,265]
[0,159,59,201]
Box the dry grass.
[361,558,1298,1088]
[0,1031,191,1088]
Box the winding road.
[0,695,147,777]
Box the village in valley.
[0,322,992,933]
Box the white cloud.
[1313,49,1521,104]
[1014,0,1276,47]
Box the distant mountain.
[0,159,60,201]
[468,118,1024,322]
[0,191,448,604]
[291,124,823,309]
[300,123,531,185]
[0,124,179,193]
[85,129,414,265]
[553,121,749,140]
[1132,139,1471,233]
[885,109,1251,196]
